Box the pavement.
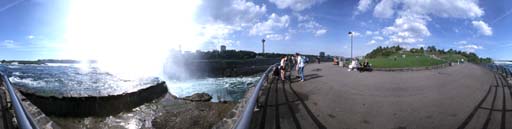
[251,63,511,129]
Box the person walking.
[296,53,305,82]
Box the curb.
[373,63,452,72]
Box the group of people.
[348,59,372,72]
[274,54,372,82]
[277,53,306,82]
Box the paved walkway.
[252,63,511,129]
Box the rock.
[182,93,213,102]
[152,102,236,129]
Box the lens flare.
[61,0,204,79]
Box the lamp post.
[262,39,266,54]
[348,31,353,59]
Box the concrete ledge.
[373,63,451,72]
[19,82,168,117]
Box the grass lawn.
[440,54,467,62]
[368,55,446,68]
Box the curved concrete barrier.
[373,63,451,72]
[19,82,168,117]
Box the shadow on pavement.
[291,74,323,83]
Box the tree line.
[365,45,492,64]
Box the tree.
[447,49,454,54]
[427,46,437,52]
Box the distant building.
[220,45,227,52]
[319,52,325,58]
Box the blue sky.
[1,0,512,60]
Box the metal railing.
[234,64,277,129]
[488,64,511,79]
[0,72,39,129]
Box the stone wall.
[19,82,168,117]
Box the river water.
[0,63,260,128]
[0,63,259,101]
[495,61,512,73]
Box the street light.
[348,31,353,59]
[261,39,266,54]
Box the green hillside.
[364,45,491,68]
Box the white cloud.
[365,30,380,35]
[472,20,493,36]
[200,24,240,38]
[367,40,377,45]
[298,20,321,30]
[382,14,431,44]
[197,0,266,26]
[196,0,268,46]
[1,40,17,48]
[199,23,242,46]
[27,35,35,39]
[367,36,384,45]
[455,40,467,45]
[294,13,312,21]
[401,0,484,19]
[373,0,394,18]
[455,41,483,52]
[367,0,487,45]
[266,33,290,40]
[372,36,384,40]
[297,17,328,37]
[315,29,327,36]
[459,44,483,52]
[373,0,484,19]
[269,0,326,11]
[250,13,290,36]
[365,31,372,35]
[356,0,373,13]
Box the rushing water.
[0,63,260,128]
[166,76,260,102]
[0,64,259,101]
[0,64,161,97]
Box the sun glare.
[61,0,204,79]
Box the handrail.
[234,63,277,129]
[490,63,511,79]
[0,72,39,129]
